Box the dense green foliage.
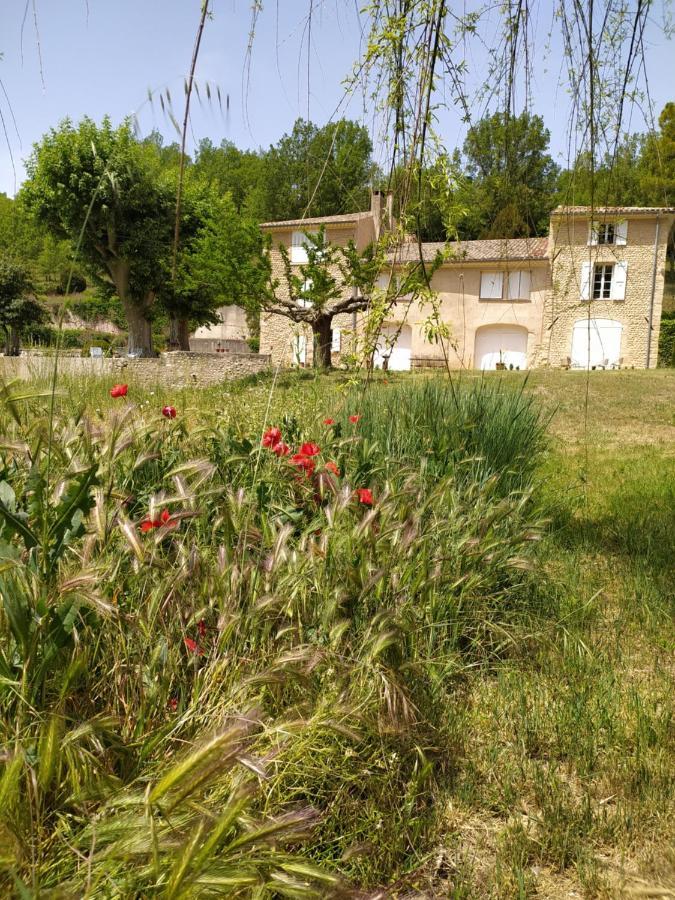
[658,311,675,366]
[0,258,46,355]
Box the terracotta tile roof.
[552,205,675,215]
[392,236,550,264]
[260,211,372,229]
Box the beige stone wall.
[0,351,270,388]
[544,213,675,368]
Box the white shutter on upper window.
[611,261,628,300]
[588,222,599,246]
[480,271,503,299]
[615,220,628,245]
[507,270,532,300]
[580,261,593,301]
[331,328,341,352]
[290,231,308,264]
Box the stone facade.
[259,200,675,370]
[0,350,270,387]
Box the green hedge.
[658,312,675,367]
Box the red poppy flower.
[140,518,161,532]
[262,427,282,448]
[162,405,177,419]
[325,461,340,476]
[299,441,321,457]
[323,418,336,425]
[197,619,207,638]
[184,637,203,656]
[356,487,373,506]
[168,697,178,712]
[273,441,290,457]
[290,453,316,476]
[349,414,361,424]
[110,384,128,398]
[159,508,178,528]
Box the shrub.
[658,311,675,367]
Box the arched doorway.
[474,325,528,370]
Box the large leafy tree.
[193,139,266,218]
[160,187,269,349]
[21,117,175,356]
[0,258,46,355]
[261,119,377,221]
[456,111,560,239]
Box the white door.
[571,319,622,369]
[374,324,412,371]
[474,326,528,370]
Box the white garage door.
[571,319,622,369]
[374,324,412,371]
[475,326,528,370]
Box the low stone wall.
[0,351,271,388]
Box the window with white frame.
[580,260,628,301]
[297,278,313,308]
[506,270,532,301]
[589,219,628,246]
[479,271,504,299]
[290,230,319,264]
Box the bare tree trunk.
[169,316,191,350]
[312,317,333,369]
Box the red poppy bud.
[323,418,335,425]
[290,453,315,476]
[140,520,155,533]
[273,441,290,457]
[325,461,340,476]
[356,487,373,506]
[168,697,178,712]
[162,405,177,418]
[110,384,128,398]
[349,414,360,424]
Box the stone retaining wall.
[0,351,271,388]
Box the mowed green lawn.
[2,365,673,897]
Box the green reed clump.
[351,377,549,495]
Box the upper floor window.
[580,260,628,301]
[290,230,320,264]
[506,270,532,301]
[479,271,503,299]
[588,219,628,246]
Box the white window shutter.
[615,220,628,245]
[292,333,306,365]
[290,231,308,264]
[507,270,531,300]
[588,222,599,246]
[331,328,341,352]
[611,261,628,300]
[480,271,503,299]
[580,261,592,301]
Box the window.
[589,219,628,246]
[290,230,319,264]
[297,278,313,308]
[580,261,628,301]
[593,264,613,299]
[479,271,504,299]
[506,270,532,301]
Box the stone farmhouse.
[258,193,674,370]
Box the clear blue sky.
[0,1,673,197]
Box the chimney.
[370,190,384,239]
